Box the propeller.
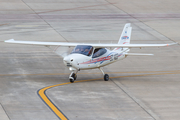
[46,46,70,58]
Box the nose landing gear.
[69,68,79,83]
[69,72,77,83]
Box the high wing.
[4,39,177,48]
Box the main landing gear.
[99,68,109,81]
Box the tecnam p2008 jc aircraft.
[5,23,176,83]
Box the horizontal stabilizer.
[125,53,154,56]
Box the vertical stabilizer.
[118,23,132,44]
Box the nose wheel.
[69,72,77,83]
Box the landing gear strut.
[99,68,109,81]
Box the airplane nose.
[63,57,69,63]
[63,56,75,63]
[63,57,77,68]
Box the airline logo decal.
[121,36,129,40]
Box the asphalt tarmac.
[0,0,180,120]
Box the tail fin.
[118,23,132,44]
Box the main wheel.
[104,74,109,81]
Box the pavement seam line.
[110,79,160,120]
[21,0,69,42]
[0,103,11,120]
[104,0,178,44]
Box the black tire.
[104,74,109,81]
[69,77,74,83]
[69,73,77,83]
[72,73,77,80]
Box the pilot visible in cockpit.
[80,47,84,53]
[75,48,80,52]
[84,47,93,56]
[84,48,89,55]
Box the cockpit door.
[92,48,107,58]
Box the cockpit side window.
[92,48,107,58]
[71,45,93,56]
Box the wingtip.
[171,42,178,45]
[4,39,14,43]
[167,42,178,46]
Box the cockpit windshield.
[71,45,93,56]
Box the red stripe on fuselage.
[80,56,111,64]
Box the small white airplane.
[5,23,176,83]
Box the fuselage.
[63,45,129,71]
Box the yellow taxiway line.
[38,70,180,120]
[38,83,70,120]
